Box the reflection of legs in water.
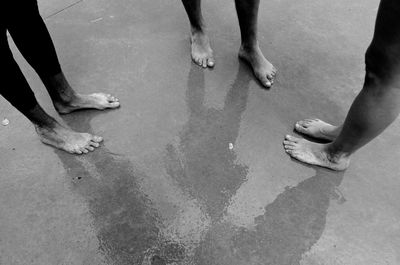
[284,0,400,170]
[163,63,252,263]
[0,0,119,154]
[54,143,161,264]
[56,114,187,265]
[194,170,344,265]
[181,0,215,68]
[165,63,251,221]
[235,0,276,88]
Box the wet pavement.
[1,0,399,264]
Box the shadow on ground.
[52,62,345,265]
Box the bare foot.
[55,93,120,114]
[283,135,350,171]
[294,119,341,141]
[190,30,215,68]
[35,123,103,154]
[239,45,276,88]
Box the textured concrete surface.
[1,0,399,264]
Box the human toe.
[285,135,299,142]
[92,135,103,143]
[207,58,215,68]
[257,74,271,88]
[89,141,100,148]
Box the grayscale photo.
[0,0,399,264]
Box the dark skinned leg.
[181,0,215,68]
[235,0,276,88]
[284,0,400,170]
[6,0,120,114]
[0,24,103,154]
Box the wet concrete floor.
[1,0,400,264]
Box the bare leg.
[235,0,276,88]
[283,0,400,170]
[1,34,102,154]
[1,1,104,154]
[181,0,215,68]
[6,0,120,114]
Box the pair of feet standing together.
[190,30,277,88]
[284,119,348,171]
[35,84,120,155]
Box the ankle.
[240,40,259,52]
[191,26,206,36]
[34,119,58,132]
[54,92,78,105]
[325,144,350,163]
[44,72,77,104]
[24,104,57,129]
